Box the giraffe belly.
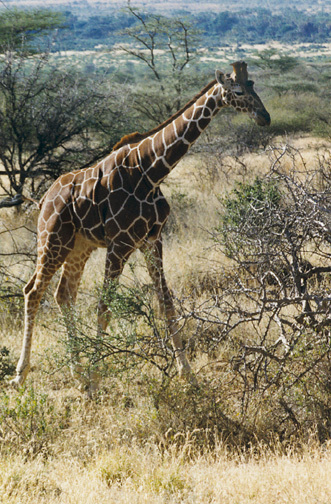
[76,228,108,248]
[73,190,170,253]
[105,213,155,249]
[75,207,156,252]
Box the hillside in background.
[1,0,330,51]
[3,0,331,15]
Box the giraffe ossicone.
[10,61,270,392]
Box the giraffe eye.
[232,84,244,96]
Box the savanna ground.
[1,132,331,503]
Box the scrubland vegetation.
[1,137,331,503]
[0,2,331,502]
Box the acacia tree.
[118,6,201,124]
[0,50,130,206]
[0,8,65,52]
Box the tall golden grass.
[1,434,330,503]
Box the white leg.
[11,271,52,386]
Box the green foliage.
[0,386,57,457]
[218,177,281,258]
[0,387,50,439]
[102,281,151,322]
[267,92,331,137]
[60,280,176,384]
[221,177,281,225]
[195,7,331,45]
[0,386,76,457]
[0,8,65,53]
[0,347,16,382]
[251,49,299,72]
[57,10,136,51]
[53,7,331,51]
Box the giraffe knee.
[54,274,78,308]
[23,274,37,296]
[54,287,70,308]
[97,300,109,332]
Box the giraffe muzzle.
[255,109,271,127]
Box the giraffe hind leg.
[54,243,98,395]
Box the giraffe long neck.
[137,82,222,186]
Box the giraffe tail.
[21,194,41,208]
[0,193,40,209]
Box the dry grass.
[1,136,331,503]
[1,440,330,503]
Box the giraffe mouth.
[254,110,271,127]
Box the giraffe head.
[215,61,270,127]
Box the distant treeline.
[56,7,331,51]
[196,8,331,45]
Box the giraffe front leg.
[10,329,32,387]
[142,238,197,384]
[10,272,51,387]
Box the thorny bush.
[178,145,331,441]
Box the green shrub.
[0,346,16,382]
[267,93,331,137]
[0,387,62,456]
[217,176,281,258]
[59,280,177,386]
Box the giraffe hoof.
[9,375,26,388]
[9,367,30,388]
[179,368,199,387]
[188,373,199,388]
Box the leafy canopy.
[0,8,65,52]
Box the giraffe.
[10,61,270,390]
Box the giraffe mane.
[111,79,217,152]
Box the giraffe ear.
[215,70,226,84]
[215,70,231,90]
